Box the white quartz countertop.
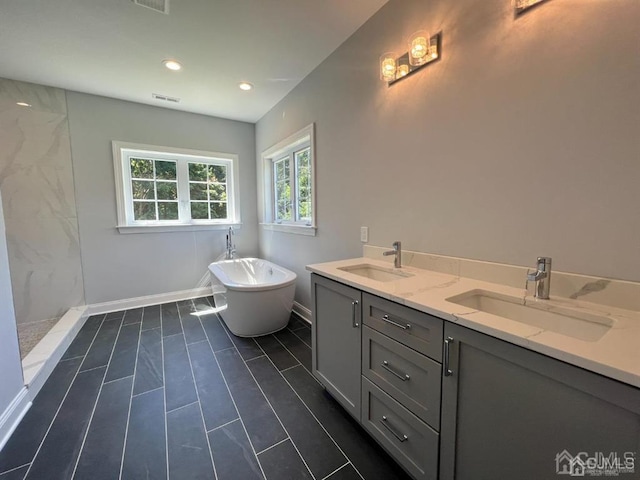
[307,257,640,388]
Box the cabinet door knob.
[381,360,410,381]
[444,336,454,376]
[381,314,411,330]
[351,300,359,328]
[380,415,408,442]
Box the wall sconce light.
[380,32,441,86]
[514,0,550,16]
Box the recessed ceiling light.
[238,82,253,91]
[163,59,182,71]
[16,102,32,107]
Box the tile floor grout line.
[320,461,350,480]
[278,362,302,374]
[200,297,268,480]
[180,300,219,480]
[254,437,290,456]
[205,417,240,434]
[103,374,134,385]
[160,303,170,480]
[288,327,312,349]
[0,463,30,476]
[118,319,143,480]
[71,315,124,480]
[131,385,164,398]
[212,312,317,480]
[78,364,111,374]
[272,332,313,376]
[244,354,266,363]
[164,399,200,415]
[21,314,107,480]
[185,338,209,347]
[70,316,127,480]
[262,334,365,480]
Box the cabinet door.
[440,323,640,480]
[311,274,362,421]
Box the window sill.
[117,223,242,234]
[260,223,317,236]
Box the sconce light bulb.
[380,52,398,82]
[409,31,430,66]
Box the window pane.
[156,181,177,200]
[133,201,156,220]
[189,163,208,182]
[208,165,226,183]
[155,160,176,180]
[191,202,209,220]
[209,184,227,202]
[276,200,292,221]
[210,202,227,219]
[130,158,153,179]
[131,180,155,200]
[158,202,179,220]
[190,183,207,201]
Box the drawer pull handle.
[381,360,410,381]
[382,314,411,330]
[381,416,408,442]
[444,336,454,376]
[352,300,359,328]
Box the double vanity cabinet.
[311,273,640,480]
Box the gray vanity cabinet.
[311,273,362,421]
[440,322,640,480]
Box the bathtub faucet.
[225,226,236,259]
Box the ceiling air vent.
[152,93,180,103]
[133,0,169,14]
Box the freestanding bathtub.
[208,258,297,337]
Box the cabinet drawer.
[362,377,439,480]
[363,293,443,361]
[363,326,441,429]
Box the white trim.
[84,286,223,316]
[292,301,312,324]
[112,141,241,230]
[21,307,88,398]
[0,387,31,452]
[259,124,316,231]
[260,223,317,236]
[117,223,242,235]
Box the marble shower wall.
[0,78,85,329]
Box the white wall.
[67,92,258,304]
[256,0,640,309]
[0,193,25,434]
[0,79,84,326]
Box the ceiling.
[0,0,387,122]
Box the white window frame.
[113,141,241,234]
[259,124,316,236]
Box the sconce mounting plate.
[388,32,441,86]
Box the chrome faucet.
[225,226,236,260]
[527,256,552,299]
[383,241,402,268]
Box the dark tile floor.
[0,297,410,480]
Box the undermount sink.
[446,289,613,342]
[338,263,414,283]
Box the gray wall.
[0,193,25,421]
[0,79,84,327]
[256,0,640,309]
[67,92,258,304]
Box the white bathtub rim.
[208,257,297,292]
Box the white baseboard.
[292,301,312,324]
[0,387,30,452]
[84,286,214,316]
